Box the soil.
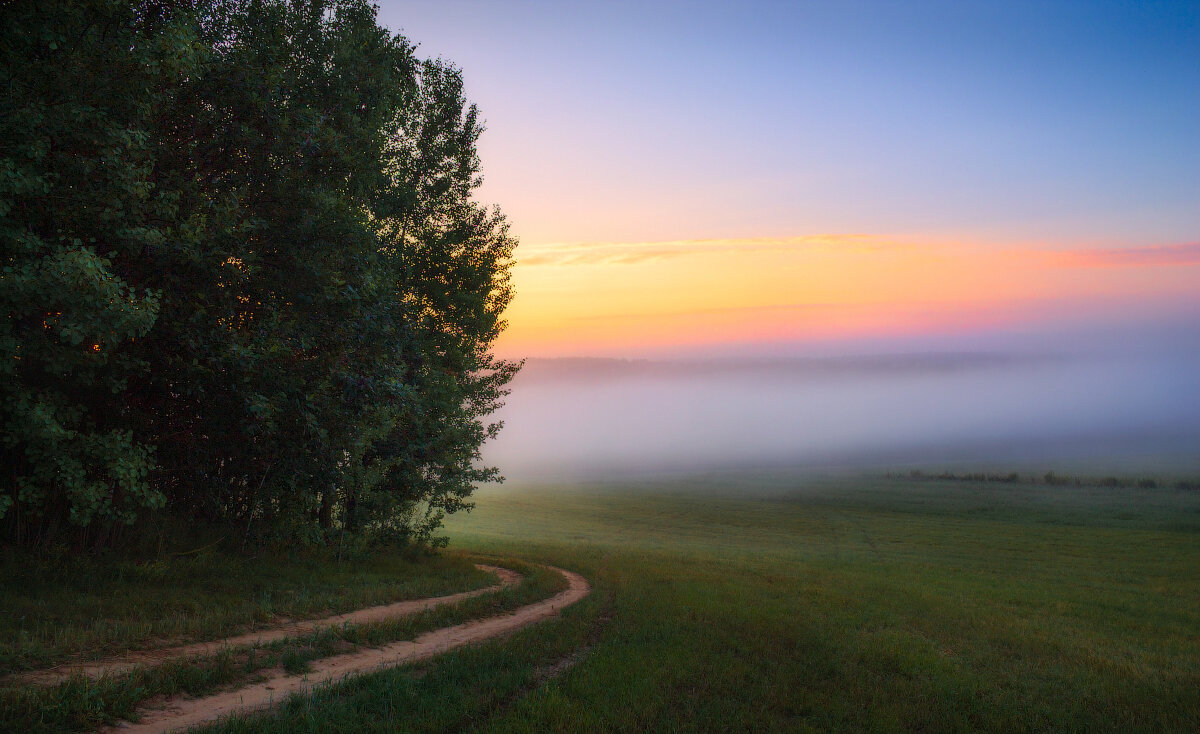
[12,564,520,687]
[101,565,590,734]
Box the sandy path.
[104,566,590,734]
[13,564,520,687]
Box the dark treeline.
[1,0,518,549]
[895,471,1200,491]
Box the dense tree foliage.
[1,0,518,548]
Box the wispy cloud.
[568,301,847,322]
[1056,242,1200,268]
[518,234,903,266]
[519,235,1200,270]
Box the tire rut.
[10,564,520,688]
[101,565,590,734]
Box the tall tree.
[1,0,518,548]
[364,58,519,545]
[0,0,198,545]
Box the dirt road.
[13,564,520,687]
[104,565,589,734]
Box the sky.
[375,0,1199,359]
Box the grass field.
[5,473,1199,732]
[0,545,493,677]
[185,472,1200,733]
[0,557,565,734]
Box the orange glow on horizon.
[492,235,1200,358]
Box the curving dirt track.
[103,565,590,734]
[12,564,521,687]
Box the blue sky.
[377,0,1199,248]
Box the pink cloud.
[517,234,898,266]
[1062,242,1200,267]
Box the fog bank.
[483,335,1200,481]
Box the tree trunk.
[319,489,334,531]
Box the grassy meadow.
[0,546,493,677]
[0,550,571,734]
[199,473,1199,733]
[4,473,1198,733]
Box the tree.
[1,0,518,549]
[364,58,520,545]
[0,0,195,545]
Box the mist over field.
[485,326,1200,481]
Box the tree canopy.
[1,0,518,549]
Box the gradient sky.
[377,1,1200,358]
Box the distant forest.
[1,0,518,549]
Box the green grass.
[0,558,566,734]
[0,544,493,675]
[196,474,1200,733]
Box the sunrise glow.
[381,2,1199,362]
[492,235,1200,357]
